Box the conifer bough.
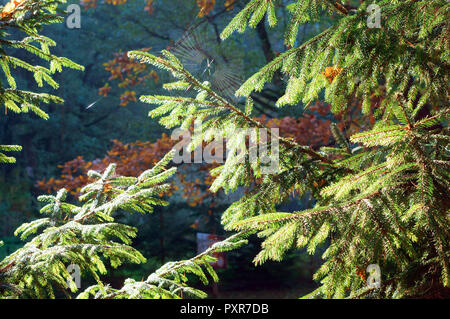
[130,0,449,298]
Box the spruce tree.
[0,150,248,298]
[128,0,449,298]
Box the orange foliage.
[120,90,137,106]
[356,266,367,283]
[259,103,333,148]
[81,0,233,16]
[37,135,175,195]
[197,0,236,17]
[144,0,154,14]
[1,0,26,19]
[81,0,145,10]
[98,83,112,97]
[225,0,236,10]
[322,66,343,83]
[81,0,154,13]
[99,49,159,106]
[197,0,215,17]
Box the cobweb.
[169,24,244,104]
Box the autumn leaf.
[322,66,343,83]
[1,0,27,19]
